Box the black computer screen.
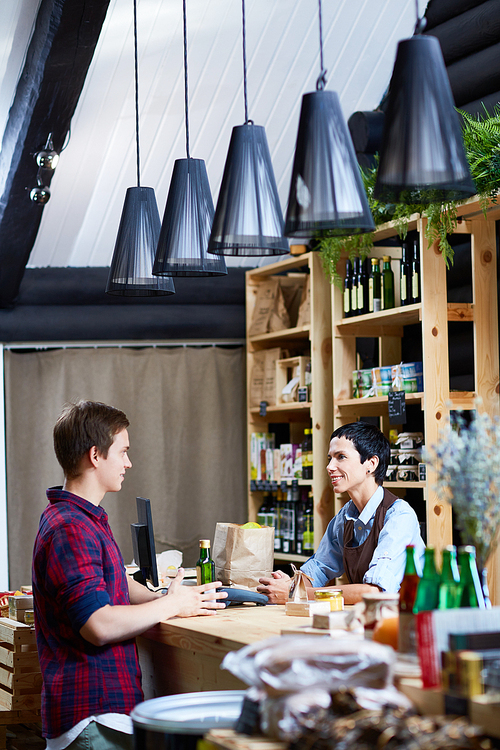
[131,496,159,587]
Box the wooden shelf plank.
[448,391,475,410]
[447,302,474,321]
[249,402,311,421]
[335,303,421,334]
[248,325,310,346]
[384,481,425,489]
[246,252,311,277]
[335,393,423,417]
[274,553,309,563]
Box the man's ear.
[88,446,100,469]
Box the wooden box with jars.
[245,251,333,564]
[331,197,500,605]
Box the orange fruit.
[372,615,399,650]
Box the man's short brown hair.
[53,400,130,479]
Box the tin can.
[314,588,344,610]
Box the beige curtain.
[5,346,247,589]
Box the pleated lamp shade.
[374,35,476,203]
[153,159,227,276]
[285,90,375,238]
[208,123,289,256]
[106,187,175,296]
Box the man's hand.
[167,569,227,617]
[256,570,291,604]
[80,569,227,646]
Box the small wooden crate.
[0,618,41,710]
[275,356,310,403]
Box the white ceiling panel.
[8,0,418,269]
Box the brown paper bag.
[249,350,266,407]
[248,279,279,336]
[263,347,282,405]
[280,274,307,328]
[288,564,313,601]
[296,275,311,327]
[268,284,291,332]
[285,564,314,615]
[213,523,274,588]
[249,348,281,407]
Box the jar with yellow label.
[314,588,344,610]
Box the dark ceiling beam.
[0,0,111,309]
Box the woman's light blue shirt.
[301,485,425,592]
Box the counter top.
[144,604,311,655]
[138,604,322,696]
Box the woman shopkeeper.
[257,422,425,605]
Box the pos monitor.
[131,496,159,588]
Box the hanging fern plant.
[317,106,500,285]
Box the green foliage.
[461,104,500,207]
[317,107,500,282]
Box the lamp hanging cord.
[133,0,141,187]
[242,0,249,124]
[183,0,190,159]
[316,0,327,91]
[413,0,427,34]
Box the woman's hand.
[256,570,291,604]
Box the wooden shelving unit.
[331,197,500,605]
[245,252,333,553]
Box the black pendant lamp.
[284,0,375,238]
[374,5,476,204]
[152,0,226,277]
[106,0,174,296]
[208,0,288,257]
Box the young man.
[257,421,425,605]
[32,401,227,750]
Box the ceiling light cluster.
[106,0,475,296]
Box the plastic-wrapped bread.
[222,634,395,696]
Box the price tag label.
[259,401,267,417]
[388,390,406,424]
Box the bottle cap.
[371,257,379,265]
[458,545,476,555]
[383,255,391,262]
[199,539,211,548]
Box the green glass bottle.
[438,545,461,609]
[303,492,314,554]
[400,240,411,307]
[368,258,382,313]
[301,428,313,479]
[413,547,440,613]
[196,539,215,585]
[458,545,485,608]
[410,239,421,304]
[381,256,395,310]
[344,259,353,318]
[257,491,270,527]
[351,258,359,315]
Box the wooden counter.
[137,604,312,699]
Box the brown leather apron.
[342,488,398,584]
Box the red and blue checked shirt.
[32,488,143,739]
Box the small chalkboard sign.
[259,400,267,417]
[388,390,406,424]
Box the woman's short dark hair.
[53,400,130,479]
[330,421,390,484]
